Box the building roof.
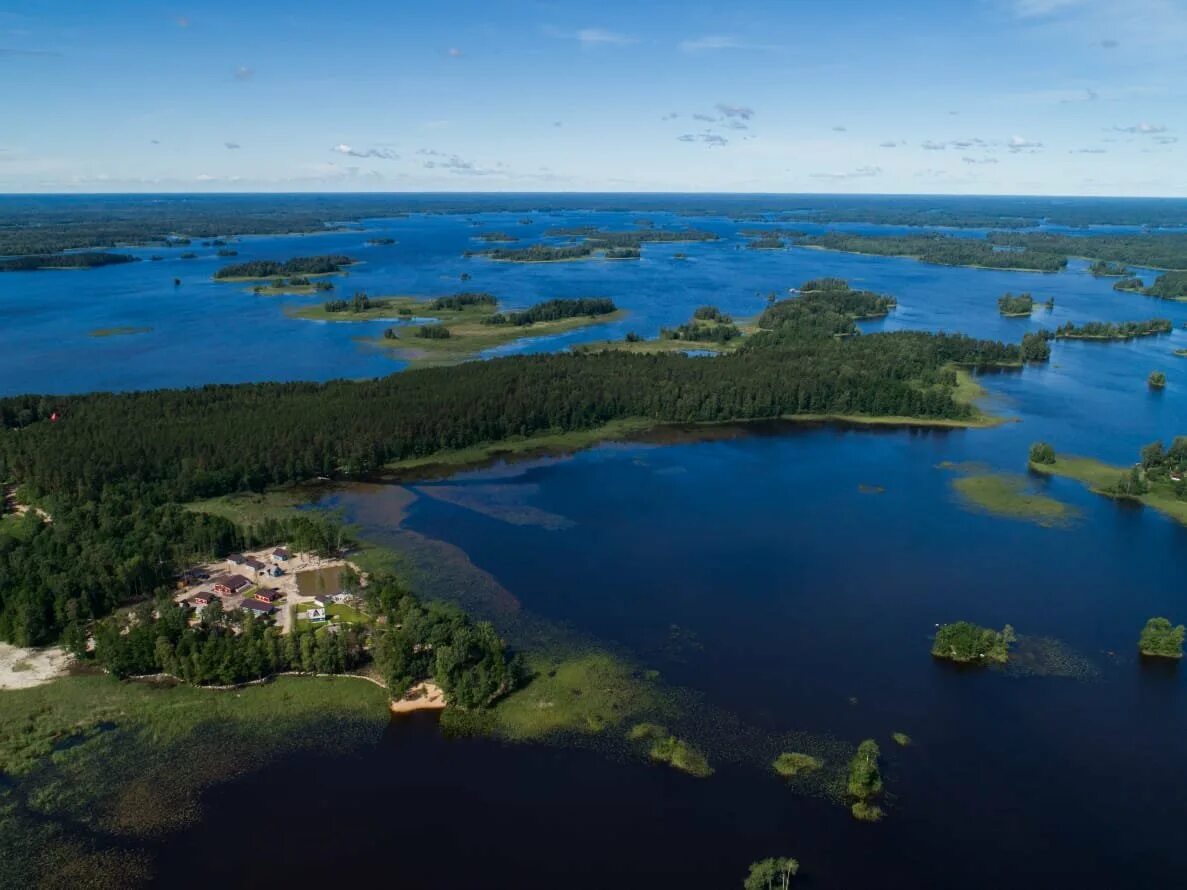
[272,547,290,558]
[255,588,281,602]
[212,573,251,591]
[239,599,274,614]
[244,557,267,570]
[227,553,246,564]
[306,607,327,620]
[190,592,217,605]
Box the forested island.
[366,237,396,245]
[931,621,1014,663]
[661,305,743,343]
[1138,617,1185,659]
[484,297,617,326]
[214,255,355,280]
[801,232,1068,272]
[1054,319,1172,340]
[1109,271,1187,301]
[0,280,1044,642]
[997,292,1036,316]
[480,244,594,262]
[1090,260,1131,277]
[477,228,716,262]
[846,740,884,821]
[0,252,138,272]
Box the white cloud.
[233,65,254,81]
[332,144,398,159]
[810,165,882,180]
[447,47,463,57]
[1009,0,1086,18]
[677,132,729,148]
[1112,122,1167,134]
[1008,135,1044,152]
[545,26,636,46]
[678,35,778,52]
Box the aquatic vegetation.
[891,732,911,747]
[773,751,823,777]
[491,653,664,739]
[951,473,1077,527]
[850,802,885,822]
[1138,617,1185,659]
[628,722,714,777]
[932,621,1014,664]
[0,673,387,887]
[1005,636,1100,680]
[89,326,153,338]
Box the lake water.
[8,196,1187,887]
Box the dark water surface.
[8,196,1187,887]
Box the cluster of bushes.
[430,292,497,311]
[324,291,375,313]
[931,621,1014,663]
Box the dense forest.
[1089,260,1130,277]
[324,291,375,313]
[0,252,138,272]
[987,232,1187,271]
[1054,319,1172,340]
[484,297,617,326]
[0,280,1045,643]
[214,255,355,279]
[802,233,1068,272]
[1145,271,1187,299]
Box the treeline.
[1055,319,1172,340]
[1145,272,1187,300]
[987,232,1187,271]
[586,229,718,249]
[430,292,497,311]
[214,255,354,279]
[662,322,741,343]
[0,252,138,272]
[481,244,593,262]
[1090,260,1130,277]
[325,292,375,313]
[484,297,617,326]
[803,232,1068,272]
[88,599,366,684]
[1,281,1043,641]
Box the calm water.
[8,196,1187,887]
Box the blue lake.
[9,197,1187,887]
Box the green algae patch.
[628,722,714,778]
[490,652,665,740]
[773,751,824,777]
[951,472,1077,527]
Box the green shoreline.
[1030,455,1187,526]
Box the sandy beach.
[0,643,71,690]
[389,681,446,713]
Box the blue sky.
[0,0,1183,195]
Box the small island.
[1113,277,1146,293]
[998,292,1035,317]
[365,237,396,245]
[476,231,518,243]
[1138,617,1185,659]
[747,235,787,250]
[773,751,823,777]
[1090,259,1131,277]
[214,254,355,281]
[292,291,625,367]
[931,621,1015,664]
[660,305,743,344]
[1149,370,1167,389]
[846,739,884,822]
[627,723,713,777]
[1054,319,1172,341]
[475,228,717,263]
[0,251,138,272]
